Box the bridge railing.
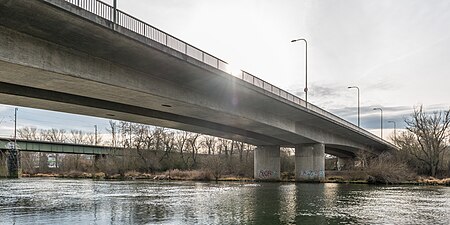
[65,0,112,20]
[62,0,390,146]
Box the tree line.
[17,121,256,178]
[353,106,450,182]
[15,105,450,180]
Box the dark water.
[0,178,449,225]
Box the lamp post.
[348,86,360,127]
[94,125,98,145]
[113,0,118,27]
[373,107,383,139]
[291,38,308,107]
[14,108,17,151]
[388,120,396,140]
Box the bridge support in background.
[94,154,107,171]
[254,145,280,181]
[337,157,354,171]
[7,149,21,178]
[0,150,7,177]
[295,143,325,182]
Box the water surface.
[0,178,448,224]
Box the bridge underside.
[0,0,395,180]
[0,21,373,157]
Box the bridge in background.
[0,0,396,179]
[0,137,122,177]
[0,137,121,155]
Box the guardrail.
[62,0,392,146]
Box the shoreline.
[16,172,450,186]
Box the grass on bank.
[21,169,450,186]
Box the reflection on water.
[0,178,449,224]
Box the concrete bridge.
[0,0,396,180]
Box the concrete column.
[295,143,325,181]
[337,157,353,171]
[93,154,106,171]
[7,149,21,178]
[0,150,8,177]
[254,145,280,181]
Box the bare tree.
[245,144,254,163]
[176,131,189,168]
[86,131,101,145]
[17,127,39,140]
[153,127,165,152]
[218,138,231,156]
[68,130,86,170]
[132,124,155,172]
[235,141,245,162]
[203,155,225,181]
[69,130,86,144]
[41,128,66,142]
[187,133,201,168]
[160,130,175,162]
[17,127,40,173]
[230,140,235,156]
[41,128,67,169]
[403,106,450,176]
[202,135,217,155]
[106,120,119,147]
[119,121,133,148]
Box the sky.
[1,0,450,141]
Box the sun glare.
[227,63,243,78]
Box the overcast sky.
[1,0,449,141]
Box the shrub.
[164,169,212,180]
[366,152,415,184]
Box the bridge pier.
[7,149,21,178]
[295,143,325,182]
[254,145,280,181]
[337,157,354,171]
[93,154,107,171]
[0,150,7,177]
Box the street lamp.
[113,0,118,25]
[94,125,98,145]
[291,38,308,107]
[14,108,17,152]
[373,107,383,139]
[388,120,396,140]
[348,86,360,127]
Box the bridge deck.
[0,0,397,156]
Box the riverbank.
[19,170,450,186]
[21,169,254,182]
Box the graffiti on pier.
[258,169,277,179]
[300,170,325,178]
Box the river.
[0,178,448,224]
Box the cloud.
[328,105,415,129]
[0,104,113,138]
[287,83,353,108]
[363,80,396,91]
